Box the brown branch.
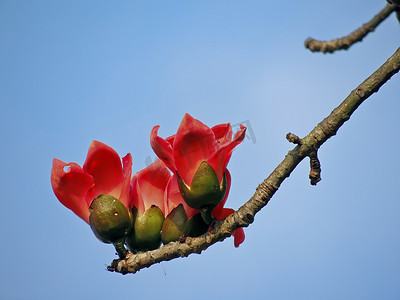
[109,46,400,275]
[305,4,397,53]
[387,0,400,8]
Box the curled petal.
[51,159,93,223]
[211,123,232,149]
[207,125,246,182]
[132,159,171,215]
[150,126,177,172]
[173,113,216,185]
[83,141,124,206]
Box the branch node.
[286,132,302,144]
[179,234,187,243]
[245,213,254,224]
[356,88,366,98]
[309,151,321,185]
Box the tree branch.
[387,0,400,8]
[305,4,397,53]
[108,46,400,275]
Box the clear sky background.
[1,1,399,299]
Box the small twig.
[305,4,397,53]
[287,133,321,184]
[286,133,302,145]
[309,151,321,185]
[108,47,400,274]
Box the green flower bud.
[184,212,209,237]
[126,205,164,252]
[161,204,187,245]
[89,194,132,244]
[177,161,227,210]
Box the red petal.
[133,159,171,215]
[213,169,231,216]
[165,174,199,219]
[166,134,175,146]
[232,227,245,247]
[211,170,244,247]
[213,207,234,219]
[83,141,124,206]
[51,158,93,223]
[213,207,245,247]
[211,123,232,149]
[118,153,132,209]
[150,126,177,172]
[130,173,141,211]
[173,113,216,185]
[207,125,246,182]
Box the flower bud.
[89,194,132,244]
[126,205,164,252]
[161,204,187,245]
[184,212,208,237]
[177,161,227,210]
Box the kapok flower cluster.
[51,114,246,258]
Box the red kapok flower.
[51,141,133,257]
[126,159,171,251]
[151,113,246,188]
[150,113,246,247]
[51,140,132,224]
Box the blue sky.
[1,1,399,299]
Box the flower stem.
[200,207,214,226]
[113,239,128,259]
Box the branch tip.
[305,4,396,53]
[286,133,302,144]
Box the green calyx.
[126,205,164,252]
[89,194,132,245]
[161,205,209,245]
[184,212,209,237]
[177,161,227,210]
[161,204,187,245]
